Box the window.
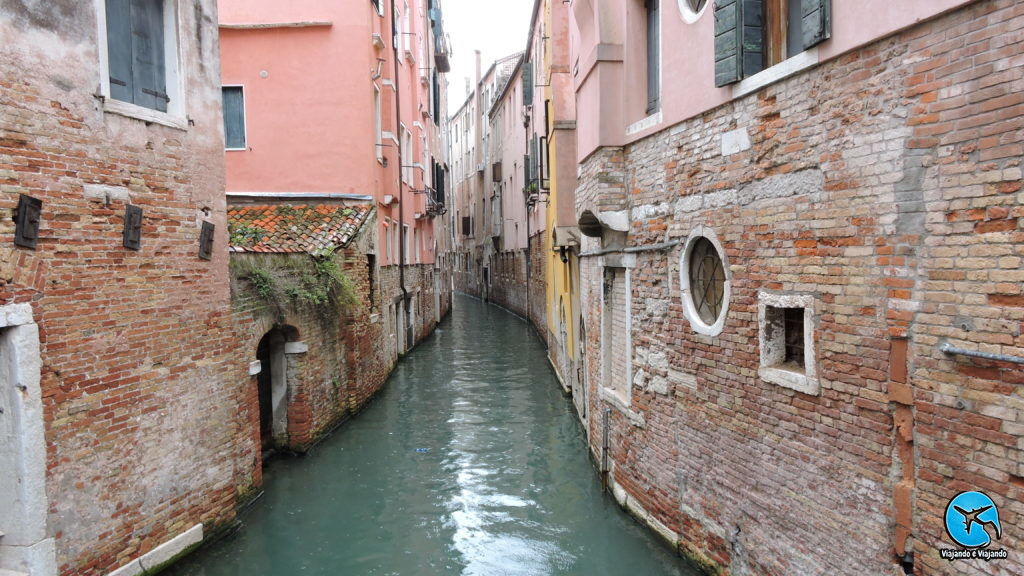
[402,224,410,264]
[679,226,731,336]
[680,0,708,23]
[222,86,246,150]
[713,0,831,87]
[371,0,383,17]
[374,85,383,161]
[758,292,818,395]
[646,0,660,114]
[104,0,179,114]
[400,126,413,184]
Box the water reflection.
[165,295,698,576]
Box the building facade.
[219,0,453,362]
[570,0,1023,575]
[0,1,255,574]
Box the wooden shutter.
[647,0,660,113]
[131,0,168,112]
[714,0,764,87]
[106,0,134,103]
[714,0,741,86]
[800,0,830,51]
[741,0,764,78]
[222,87,246,149]
[522,61,534,107]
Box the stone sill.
[600,387,645,428]
[104,99,187,131]
[759,365,820,396]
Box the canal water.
[166,295,699,576]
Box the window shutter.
[740,0,764,79]
[222,87,246,149]
[131,0,168,112]
[106,0,134,103]
[713,0,741,86]
[646,0,660,113]
[801,0,830,51]
[522,61,534,107]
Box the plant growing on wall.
[230,248,359,322]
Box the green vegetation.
[230,249,359,321]
[228,222,267,248]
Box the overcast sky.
[442,0,535,115]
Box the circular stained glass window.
[680,227,731,336]
[688,237,725,324]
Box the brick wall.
[578,1,1023,574]
[0,2,256,574]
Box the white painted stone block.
[721,127,751,156]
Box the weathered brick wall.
[0,2,256,575]
[579,1,1022,575]
[230,248,381,452]
[528,232,548,342]
[487,248,529,316]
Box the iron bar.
[939,342,1024,365]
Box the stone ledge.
[108,524,203,576]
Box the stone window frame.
[599,253,635,414]
[95,0,187,130]
[679,225,731,337]
[757,291,820,396]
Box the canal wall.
[576,1,1024,575]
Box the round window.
[680,227,730,336]
[689,237,725,324]
[678,0,708,23]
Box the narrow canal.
[167,295,699,575]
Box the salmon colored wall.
[220,0,444,266]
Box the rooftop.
[227,204,373,254]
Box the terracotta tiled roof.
[227,204,373,254]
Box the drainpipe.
[391,0,410,351]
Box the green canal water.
[166,295,699,576]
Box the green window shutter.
[713,0,740,86]
[106,0,134,103]
[131,0,168,112]
[222,87,246,149]
[522,61,534,107]
[801,0,830,51]
[740,0,764,78]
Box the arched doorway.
[256,325,296,450]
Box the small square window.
[758,292,818,395]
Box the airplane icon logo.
[945,491,1002,549]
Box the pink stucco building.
[219,0,452,351]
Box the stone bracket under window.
[758,291,819,395]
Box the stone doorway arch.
[256,325,299,450]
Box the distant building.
[570,0,1023,574]
[0,1,252,574]
[451,51,542,317]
